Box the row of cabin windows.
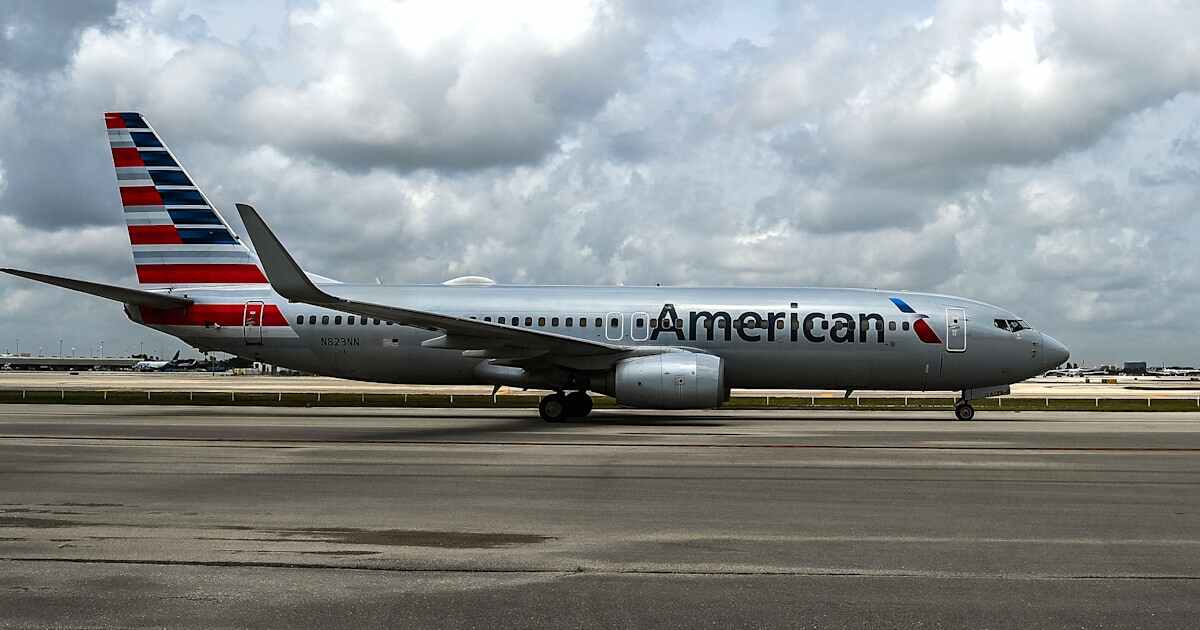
[293,313,915,332]
[295,315,394,326]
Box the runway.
[1,406,1199,628]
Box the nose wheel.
[954,401,976,421]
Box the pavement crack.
[2,558,1199,581]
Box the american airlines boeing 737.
[2,113,1069,421]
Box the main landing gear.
[539,391,593,422]
[954,400,976,421]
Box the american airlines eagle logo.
[888,297,942,344]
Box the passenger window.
[635,318,644,327]
[484,316,492,322]
[334,316,342,325]
[676,319,683,329]
[348,316,356,325]
[538,317,546,326]
[821,320,829,329]
[361,317,368,326]
[579,317,587,328]
[386,320,393,325]
[595,317,602,327]
[776,319,785,330]
[525,317,533,326]
[321,315,329,325]
[498,317,506,324]
[308,315,316,325]
[902,321,910,331]
[889,321,897,331]
[610,317,619,327]
[295,315,304,325]
[566,317,573,327]
[373,318,380,325]
[550,317,558,326]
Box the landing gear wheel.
[954,403,976,421]
[564,391,593,418]
[539,393,569,422]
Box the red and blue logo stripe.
[106,112,268,285]
[889,297,942,344]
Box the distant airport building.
[0,356,140,371]
[1123,361,1148,375]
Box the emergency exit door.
[945,307,965,352]
[243,300,265,345]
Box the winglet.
[235,203,335,304]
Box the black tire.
[539,394,569,422]
[954,403,976,421]
[565,391,593,418]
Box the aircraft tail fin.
[105,112,268,287]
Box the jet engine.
[604,352,726,409]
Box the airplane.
[131,349,182,372]
[1,112,1070,421]
[1148,367,1200,377]
[1044,367,1107,378]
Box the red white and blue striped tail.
[105,112,268,287]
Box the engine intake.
[608,352,725,409]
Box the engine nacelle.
[608,352,725,409]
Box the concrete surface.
[1,405,1198,628]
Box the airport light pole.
[59,339,63,357]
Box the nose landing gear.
[539,391,594,422]
[953,401,976,421]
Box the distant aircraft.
[1044,367,1107,377]
[1,113,1070,421]
[1147,367,1200,377]
[131,350,184,372]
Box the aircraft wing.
[235,204,632,360]
[1,268,193,310]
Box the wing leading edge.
[234,203,631,360]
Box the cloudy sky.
[1,0,1198,365]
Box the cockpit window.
[996,319,1031,333]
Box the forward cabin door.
[243,300,265,346]
[945,307,966,352]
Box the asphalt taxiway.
[1,405,1199,628]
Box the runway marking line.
[1,434,1199,453]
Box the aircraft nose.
[1041,333,1069,369]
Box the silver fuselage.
[128,284,1066,391]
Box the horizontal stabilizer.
[1,268,193,309]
